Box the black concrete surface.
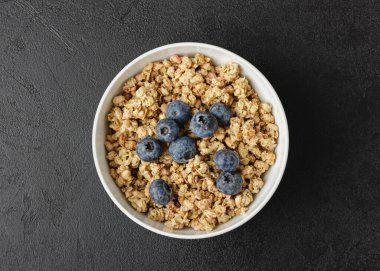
[0,0,379,270]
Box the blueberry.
[166,100,191,124]
[156,118,180,142]
[149,179,172,205]
[169,136,197,164]
[209,103,231,126]
[214,149,240,171]
[216,171,243,195]
[136,137,163,161]
[190,111,218,138]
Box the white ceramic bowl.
[92,42,289,239]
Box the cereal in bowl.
[106,54,278,230]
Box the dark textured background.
[1,0,379,270]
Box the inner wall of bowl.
[95,44,287,236]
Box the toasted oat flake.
[106,54,278,230]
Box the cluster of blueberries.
[136,100,243,206]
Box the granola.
[106,54,278,230]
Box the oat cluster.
[106,54,278,231]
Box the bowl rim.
[92,42,289,239]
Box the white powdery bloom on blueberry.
[156,118,180,142]
[214,149,240,171]
[169,136,197,164]
[209,102,231,126]
[216,171,243,195]
[190,111,218,138]
[136,137,163,161]
[150,179,172,205]
[166,100,191,124]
